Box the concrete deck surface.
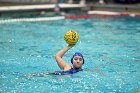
[0,2,140,12]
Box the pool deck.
[0,3,140,18]
[0,3,140,12]
[0,4,85,12]
[0,3,140,23]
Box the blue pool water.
[0,17,140,93]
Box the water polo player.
[54,30,84,74]
[28,30,84,76]
[55,44,84,75]
[29,46,84,77]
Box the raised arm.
[55,45,74,70]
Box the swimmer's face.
[72,56,83,68]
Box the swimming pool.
[0,16,140,93]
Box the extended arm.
[55,45,74,70]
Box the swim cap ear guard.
[71,52,84,64]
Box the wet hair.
[71,52,84,64]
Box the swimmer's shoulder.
[63,65,73,71]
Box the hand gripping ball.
[64,30,79,45]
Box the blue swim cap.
[71,52,84,64]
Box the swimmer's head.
[71,52,84,65]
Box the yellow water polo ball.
[64,30,79,45]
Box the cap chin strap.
[72,65,82,70]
